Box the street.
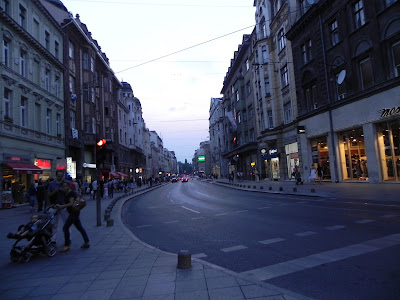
[122,180,400,300]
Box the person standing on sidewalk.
[317,164,323,183]
[36,179,46,212]
[58,182,90,252]
[309,165,316,184]
[91,179,98,200]
[48,170,69,244]
[28,183,37,213]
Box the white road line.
[325,225,346,230]
[221,245,248,252]
[136,225,152,228]
[241,233,400,281]
[215,213,229,216]
[181,206,201,214]
[355,219,375,224]
[164,220,179,224]
[297,201,308,204]
[193,253,208,258]
[236,210,248,213]
[295,231,317,237]
[192,217,204,220]
[278,203,288,206]
[382,214,397,218]
[257,207,271,210]
[259,238,286,245]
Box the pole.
[95,141,101,226]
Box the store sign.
[36,159,51,168]
[269,148,278,156]
[3,153,30,163]
[198,155,205,162]
[297,126,306,134]
[379,107,400,118]
[83,163,96,168]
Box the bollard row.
[220,181,317,194]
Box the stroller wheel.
[10,250,19,262]
[46,244,57,257]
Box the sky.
[60,0,256,162]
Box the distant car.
[170,177,178,182]
[181,176,189,182]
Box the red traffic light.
[97,139,107,147]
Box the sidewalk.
[213,178,400,204]
[0,184,312,300]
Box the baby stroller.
[295,171,303,185]
[7,209,57,263]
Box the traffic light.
[96,139,112,149]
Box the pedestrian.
[254,169,259,182]
[36,179,46,212]
[91,179,98,199]
[108,180,114,198]
[47,170,69,245]
[309,165,316,184]
[28,183,36,213]
[317,164,323,183]
[58,182,90,252]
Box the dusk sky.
[61,0,256,162]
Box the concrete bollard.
[269,186,272,190]
[260,186,264,189]
[311,188,316,193]
[253,186,256,189]
[293,187,297,192]
[177,250,191,269]
[279,187,283,191]
[106,219,114,226]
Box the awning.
[109,172,120,178]
[5,162,43,174]
[117,172,129,177]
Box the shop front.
[285,142,299,180]
[377,118,400,182]
[262,148,280,181]
[338,127,368,181]
[310,137,331,181]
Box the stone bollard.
[269,186,272,190]
[293,187,297,192]
[106,219,114,226]
[253,186,256,189]
[260,186,264,189]
[311,188,316,193]
[177,250,191,269]
[279,187,283,191]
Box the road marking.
[236,210,248,213]
[257,207,270,210]
[355,219,375,224]
[295,231,317,237]
[259,238,286,245]
[297,201,308,204]
[193,253,208,258]
[278,203,288,206]
[192,217,204,220]
[241,233,400,281]
[164,220,179,224]
[181,206,200,213]
[147,206,159,209]
[382,214,397,218]
[215,213,229,216]
[325,225,346,230]
[221,245,248,252]
[136,225,152,228]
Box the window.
[33,19,40,39]
[246,59,250,71]
[83,83,89,101]
[55,76,60,98]
[3,88,11,119]
[68,41,74,59]
[56,113,61,135]
[262,22,268,38]
[2,38,9,67]
[2,0,9,14]
[262,45,268,63]
[305,85,318,110]
[83,52,89,69]
[360,58,373,89]
[70,111,76,129]
[267,109,274,129]
[90,56,94,72]
[45,69,50,91]
[69,75,75,93]
[46,109,51,134]
[392,41,400,77]
[20,49,26,76]
[35,103,41,131]
[353,0,365,29]
[302,39,312,63]
[84,115,90,133]
[280,65,289,87]
[278,29,286,51]
[237,111,241,123]
[265,78,271,95]
[246,81,251,95]
[55,41,59,59]
[330,20,339,46]
[19,4,26,28]
[284,102,292,124]
[45,31,50,50]
[236,90,240,101]
[248,105,254,119]
[335,74,346,100]
[20,96,27,127]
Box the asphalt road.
[122,180,400,300]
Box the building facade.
[1,0,65,201]
[287,0,400,183]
